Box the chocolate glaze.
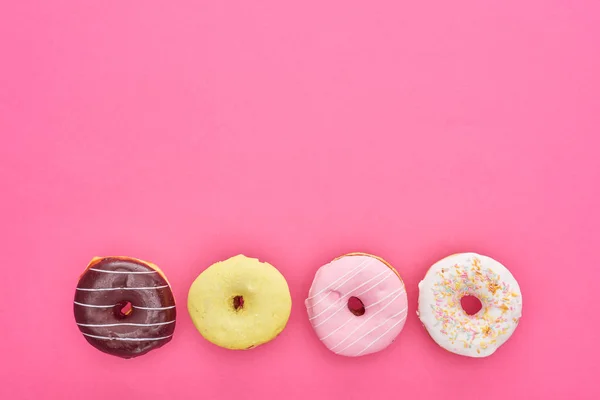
[74,257,176,358]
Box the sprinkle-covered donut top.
[418,253,522,357]
[74,257,176,358]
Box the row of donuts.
[74,252,522,359]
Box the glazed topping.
[430,257,519,346]
[305,254,408,357]
[187,254,292,350]
[418,253,522,357]
[74,257,176,358]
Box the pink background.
[1,1,599,399]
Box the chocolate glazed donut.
[74,257,176,358]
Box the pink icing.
[305,255,408,357]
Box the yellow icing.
[187,254,292,350]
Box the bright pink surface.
[1,1,599,399]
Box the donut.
[305,253,408,357]
[187,255,292,350]
[73,256,176,358]
[417,252,522,357]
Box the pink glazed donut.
[305,253,408,357]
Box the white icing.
[89,268,157,274]
[131,305,176,310]
[81,332,173,341]
[76,285,169,291]
[77,321,175,327]
[74,301,175,310]
[418,252,523,358]
[74,301,116,308]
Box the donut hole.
[460,295,482,315]
[115,301,133,319]
[233,295,244,311]
[347,296,365,316]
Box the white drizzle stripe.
[74,302,175,311]
[309,270,393,328]
[355,317,408,356]
[89,268,158,274]
[82,332,173,341]
[365,288,404,309]
[313,272,395,328]
[321,315,354,341]
[77,321,175,327]
[309,259,376,309]
[335,308,407,354]
[74,301,116,308]
[354,273,394,297]
[306,258,372,301]
[329,293,406,351]
[320,286,404,341]
[321,289,402,345]
[76,285,169,291]
[309,269,389,321]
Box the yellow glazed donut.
[187,255,292,350]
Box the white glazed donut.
[418,253,522,357]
